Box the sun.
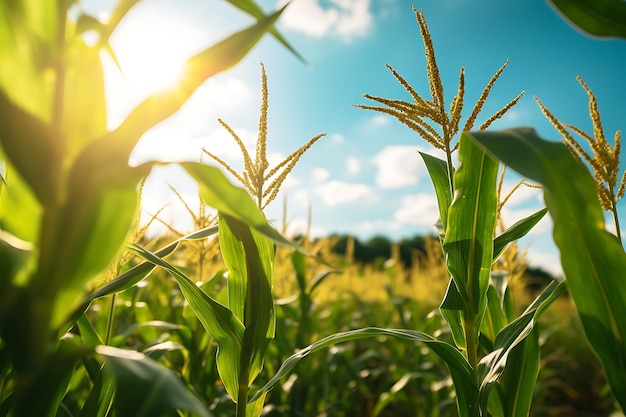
[104,5,207,110]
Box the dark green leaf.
[478,279,566,403]
[493,208,547,260]
[470,127,626,409]
[548,0,626,39]
[98,345,212,417]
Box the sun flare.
[104,5,208,110]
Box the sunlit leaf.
[420,152,452,233]
[219,214,275,389]
[442,133,498,346]
[182,162,301,250]
[225,0,305,62]
[478,279,566,407]
[130,243,245,402]
[62,35,108,167]
[493,208,547,260]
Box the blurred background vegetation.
[72,218,619,417]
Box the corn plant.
[248,7,567,417]
[0,1,300,416]
[129,64,324,417]
[470,102,626,411]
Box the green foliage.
[0,2,624,417]
[548,0,626,39]
[0,1,293,416]
[470,127,626,411]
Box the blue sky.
[86,0,626,276]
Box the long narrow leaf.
[130,243,245,401]
[249,327,477,415]
[182,162,304,251]
[478,277,567,408]
[470,127,626,410]
[225,0,304,62]
[442,133,499,346]
[420,152,452,234]
[220,214,275,390]
[493,208,547,260]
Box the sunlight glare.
[106,6,208,112]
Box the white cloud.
[347,156,360,174]
[393,193,440,228]
[314,180,374,206]
[313,168,331,182]
[372,145,424,189]
[279,0,372,40]
[329,133,346,143]
[369,114,391,127]
[130,123,257,165]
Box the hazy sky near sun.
[84,0,626,276]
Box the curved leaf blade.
[249,327,477,416]
[548,0,626,39]
[470,126,626,408]
[130,243,245,401]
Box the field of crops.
[71,230,618,416]
[2,2,626,416]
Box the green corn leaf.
[440,279,466,350]
[41,163,150,329]
[131,242,245,401]
[63,224,219,335]
[493,208,547,260]
[420,152,452,233]
[498,327,540,417]
[0,156,41,244]
[182,162,302,250]
[12,336,87,417]
[548,0,626,39]
[481,286,508,346]
[225,0,304,62]
[478,279,566,408]
[62,34,108,169]
[0,92,59,205]
[0,0,57,119]
[219,214,275,390]
[249,327,477,417]
[442,132,498,338]
[246,392,268,417]
[98,345,212,417]
[78,367,116,417]
[470,127,626,410]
